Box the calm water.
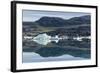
[23,47,90,63]
[23,52,87,63]
[23,34,91,63]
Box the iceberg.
[33,33,60,45]
[33,33,51,45]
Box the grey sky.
[23,10,90,22]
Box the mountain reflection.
[35,47,90,58]
[23,46,90,58]
[23,34,91,58]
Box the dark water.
[23,38,91,63]
[23,47,90,58]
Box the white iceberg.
[33,33,51,45]
[33,33,60,45]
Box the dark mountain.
[35,15,90,27]
[67,15,91,25]
[35,17,67,27]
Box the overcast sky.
[23,10,90,22]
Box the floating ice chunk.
[73,37,82,41]
[24,36,33,40]
[33,33,51,45]
[33,33,61,45]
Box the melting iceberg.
[33,33,51,45]
[33,33,60,45]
